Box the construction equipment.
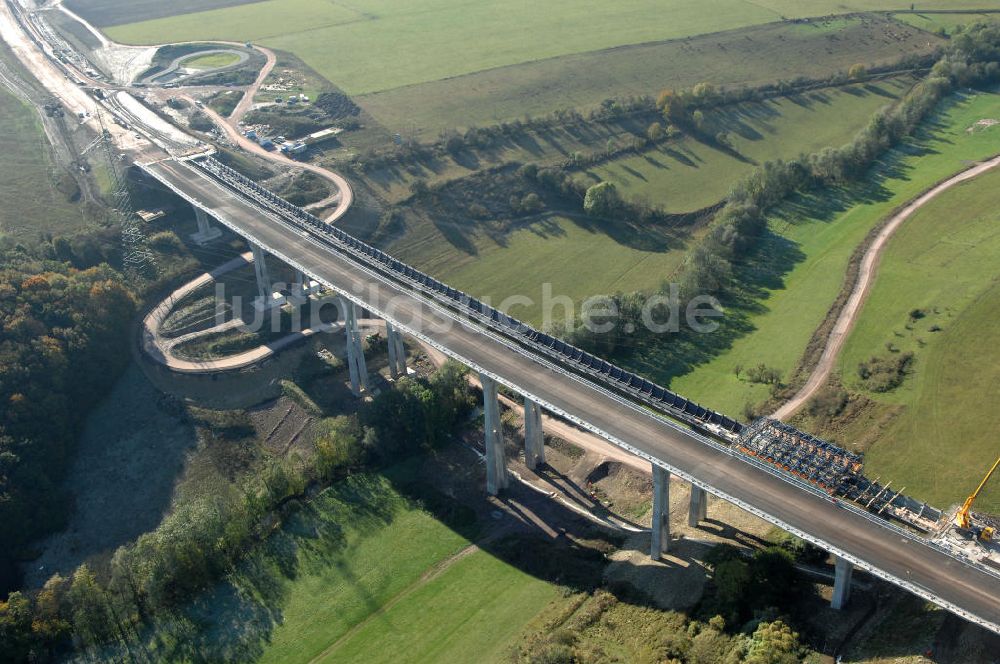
[955,455,1000,542]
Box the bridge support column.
[385,322,407,378]
[190,207,221,245]
[523,399,545,471]
[688,486,708,527]
[250,243,284,311]
[831,556,853,610]
[342,298,369,397]
[288,269,319,306]
[480,374,508,495]
[651,464,670,560]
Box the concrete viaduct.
[137,152,999,634]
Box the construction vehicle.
[955,455,1000,542]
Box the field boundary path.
[772,153,1000,421]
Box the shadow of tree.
[606,93,968,390]
[123,474,405,663]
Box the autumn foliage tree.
[0,257,135,594]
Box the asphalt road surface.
[141,156,1000,632]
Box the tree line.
[563,21,1000,361]
[353,51,936,177]
[675,21,1000,306]
[0,237,136,598]
[0,361,475,661]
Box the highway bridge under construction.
[135,150,1000,635]
[4,0,996,645]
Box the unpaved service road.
[772,153,1000,421]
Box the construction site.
[737,419,1000,569]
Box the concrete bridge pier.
[190,206,222,245]
[342,298,369,396]
[831,556,854,610]
[250,243,285,311]
[480,373,508,495]
[688,486,708,527]
[288,269,320,305]
[651,465,671,559]
[523,399,545,470]
[385,322,407,378]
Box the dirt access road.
[182,42,353,222]
[772,153,1000,421]
[194,98,355,222]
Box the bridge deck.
[140,156,1000,633]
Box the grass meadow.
[752,0,1000,16]
[894,11,1000,35]
[583,76,917,212]
[142,467,558,664]
[104,0,781,96]
[393,214,701,326]
[314,549,559,664]
[96,2,944,134]
[664,88,1000,416]
[379,77,918,325]
[182,51,242,70]
[0,85,87,239]
[355,16,940,135]
[833,166,1000,512]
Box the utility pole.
[96,111,156,279]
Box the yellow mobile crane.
[955,455,1000,542]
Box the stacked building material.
[737,418,862,493]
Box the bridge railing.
[193,156,743,437]
[185,155,1000,584]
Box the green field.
[833,167,1000,512]
[357,116,660,204]
[391,214,699,326]
[355,16,940,135]
[893,10,1000,34]
[381,79,918,324]
[316,550,559,663]
[100,2,946,135]
[182,51,241,70]
[753,0,1000,15]
[583,77,917,212]
[105,0,784,95]
[65,0,263,27]
[0,84,86,239]
[663,89,1000,416]
[154,468,558,663]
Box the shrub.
[188,110,214,132]
[857,352,914,392]
[583,182,620,217]
[520,192,543,213]
[745,363,781,386]
[805,385,849,421]
[147,231,183,253]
